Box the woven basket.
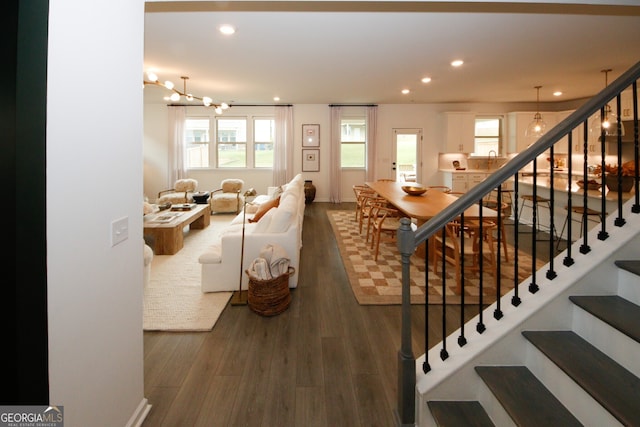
[246,267,294,316]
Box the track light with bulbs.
[143,72,230,114]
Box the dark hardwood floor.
[142,202,484,426]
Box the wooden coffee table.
[143,204,210,254]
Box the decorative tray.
[171,203,197,211]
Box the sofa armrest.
[215,223,301,289]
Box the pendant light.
[143,73,230,114]
[525,85,547,138]
[589,69,624,140]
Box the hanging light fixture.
[589,68,624,139]
[143,72,230,113]
[525,85,547,138]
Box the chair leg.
[501,223,509,262]
[557,214,570,251]
[373,236,381,261]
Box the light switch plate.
[111,216,129,247]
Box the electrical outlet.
[111,216,129,247]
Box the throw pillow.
[267,209,292,233]
[253,208,275,233]
[248,196,280,223]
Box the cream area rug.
[143,212,235,331]
[327,210,544,305]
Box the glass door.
[393,129,422,183]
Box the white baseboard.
[126,398,152,427]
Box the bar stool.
[518,194,558,241]
[485,188,514,220]
[557,206,604,249]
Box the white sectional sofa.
[199,174,306,293]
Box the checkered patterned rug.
[327,210,544,305]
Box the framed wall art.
[302,124,320,147]
[302,149,320,172]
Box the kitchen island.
[516,173,633,242]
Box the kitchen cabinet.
[443,171,487,193]
[451,173,468,193]
[468,173,487,190]
[620,89,636,120]
[442,112,475,153]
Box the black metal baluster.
[512,173,521,307]
[547,144,557,280]
[530,158,539,294]
[632,81,639,213]
[563,130,575,266]
[458,213,467,347]
[631,81,640,213]
[581,121,593,254]
[440,224,448,361]
[613,93,626,229]
[423,239,430,374]
[496,186,503,306]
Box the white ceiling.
[143,1,640,107]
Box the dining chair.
[432,219,498,294]
[368,202,404,261]
[353,184,375,222]
[358,192,386,237]
[481,200,511,262]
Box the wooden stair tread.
[427,401,495,427]
[475,366,581,427]
[615,260,640,277]
[522,330,640,425]
[569,295,640,343]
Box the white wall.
[47,0,148,426]
[144,101,534,203]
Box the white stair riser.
[617,268,640,305]
[572,306,640,378]
[524,341,622,427]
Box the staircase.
[417,203,640,426]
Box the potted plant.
[594,161,637,192]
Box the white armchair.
[157,178,198,205]
[210,179,244,214]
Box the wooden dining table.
[365,180,498,257]
[365,181,497,222]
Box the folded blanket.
[247,257,272,281]
[259,244,290,277]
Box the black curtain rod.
[231,103,293,107]
[328,104,377,107]
[167,103,293,107]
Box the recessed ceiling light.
[451,59,464,67]
[421,77,432,84]
[553,91,563,97]
[402,89,410,95]
[219,25,236,35]
[273,96,280,101]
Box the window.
[473,117,502,156]
[216,118,247,168]
[340,118,366,168]
[253,118,274,168]
[185,118,210,168]
[186,114,275,169]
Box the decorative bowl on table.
[401,185,427,196]
[576,180,602,190]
